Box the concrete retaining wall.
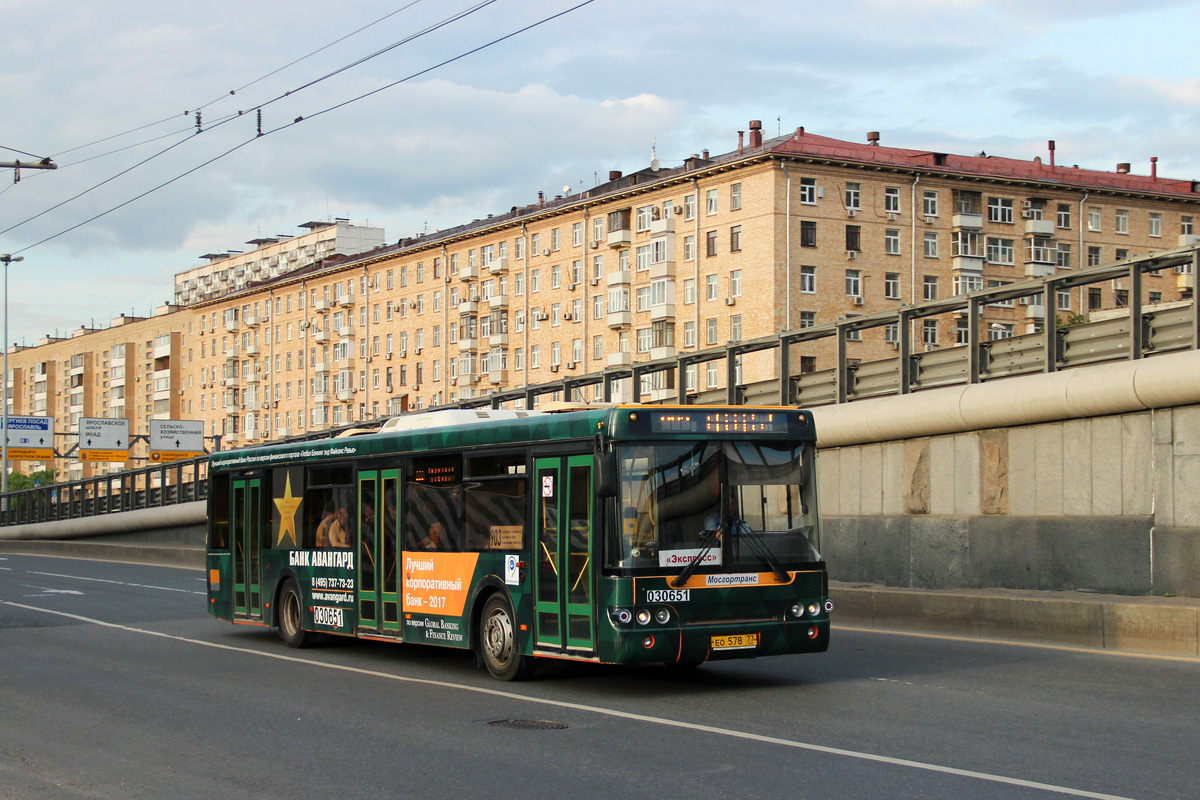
[818,406,1200,597]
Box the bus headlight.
[654,608,671,624]
[790,603,804,618]
[807,602,821,617]
[636,609,652,625]
[614,608,633,625]
[825,600,835,613]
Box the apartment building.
[8,122,1200,461]
[5,306,187,480]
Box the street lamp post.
[0,253,23,495]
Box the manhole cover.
[488,719,568,730]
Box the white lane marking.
[28,571,205,596]
[2,600,1138,800]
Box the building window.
[800,311,815,329]
[706,274,718,301]
[1057,288,1072,310]
[1087,207,1102,232]
[1182,215,1194,236]
[799,178,817,205]
[1149,212,1163,238]
[885,228,900,255]
[800,220,817,247]
[1057,204,1071,229]
[706,189,718,215]
[845,269,861,297]
[800,266,816,294]
[884,187,900,214]
[706,318,718,345]
[1088,287,1102,309]
[706,231,718,257]
[684,194,696,220]
[1056,243,1072,269]
[730,226,742,252]
[956,319,969,345]
[730,270,742,297]
[923,275,939,301]
[1115,209,1129,234]
[845,182,861,211]
[953,274,983,296]
[730,315,743,342]
[987,197,1014,224]
[845,225,861,252]
[635,206,655,232]
[884,272,900,300]
[923,232,938,258]
[572,222,582,246]
[989,323,1014,341]
[730,183,742,211]
[684,321,696,347]
[885,322,898,344]
[922,319,939,346]
[1087,246,1102,267]
[953,230,981,257]
[986,237,1015,265]
[922,190,938,217]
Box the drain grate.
[488,719,569,731]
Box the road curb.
[0,540,204,569]
[831,582,1200,657]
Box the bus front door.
[232,477,264,619]
[357,469,401,636]
[533,455,595,654]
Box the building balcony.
[1024,219,1055,236]
[1178,234,1200,247]
[245,372,261,384]
[458,300,479,314]
[488,294,509,309]
[607,229,632,248]
[312,391,331,404]
[650,303,676,321]
[313,361,329,374]
[312,330,330,343]
[487,257,509,275]
[459,264,479,281]
[487,333,509,347]
[607,351,633,367]
[335,293,356,308]
[1177,272,1194,291]
[1025,263,1056,279]
[244,343,261,356]
[314,299,332,313]
[650,346,676,361]
[487,369,508,384]
[606,270,632,286]
[952,213,983,229]
[336,389,355,402]
[649,260,676,280]
[458,337,478,352]
[607,311,631,328]
[243,314,260,328]
[952,255,985,273]
[223,376,240,388]
[337,326,355,339]
[649,218,675,236]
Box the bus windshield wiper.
[734,520,790,583]
[671,527,718,588]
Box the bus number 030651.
[645,589,690,603]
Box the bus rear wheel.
[278,580,310,648]
[479,594,533,681]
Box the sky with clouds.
[0,0,1197,344]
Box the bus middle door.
[232,476,264,620]
[533,455,595,654]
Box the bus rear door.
[533,455,595,654]
[357,469,401,635]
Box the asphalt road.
[0,553,1196,800]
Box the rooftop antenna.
[650,138,660,171]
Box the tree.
[7,468,57,491]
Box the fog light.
[636,609,652,625]
[807,602,821,617]
[790,603,803,617]
[615,608,632,625]
[807,626,818,639]
[824,600,835,613]
[654,608,670,624]
[642,635,655,648]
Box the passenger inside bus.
[327,505,351,548]
[315,502,336,548]
[415,522,452,551]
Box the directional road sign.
[3,415,55,460]
[149,419,206,463]
[79,417,130,462]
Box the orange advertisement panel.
[80,450,130,462]
[401,551,479,617]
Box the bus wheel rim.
[485,608,513,665]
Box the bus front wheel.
[479,593,533,681]
[278,580,310,648]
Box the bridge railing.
[0,457,207,527]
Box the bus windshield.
[610,440,820,574]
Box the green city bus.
[205,404,830,680]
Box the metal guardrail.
[4,245,1196,528]
[0,457,207,527]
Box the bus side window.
[406,454,463,552]
[209,474,231,550]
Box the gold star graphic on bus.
[274,474,302,546]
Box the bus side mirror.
[596,451,618,498]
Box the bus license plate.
[711,633,758,651]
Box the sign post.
[79,417,130,463]
[149,420,206,463]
